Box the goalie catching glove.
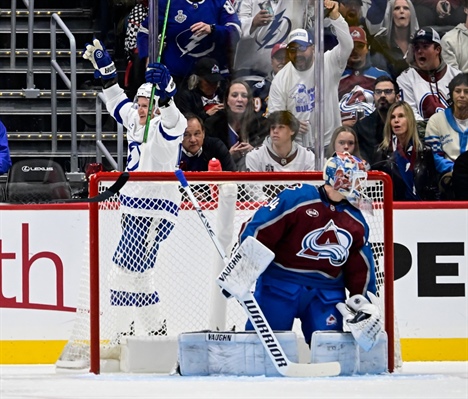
[145,63,177,102]
[336,292,383,352]
[82,39,117,80]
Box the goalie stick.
[49,172,129,204]
[174,169,341,378]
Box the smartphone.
[259,0,274,15]
[441,1,449,13]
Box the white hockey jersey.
[103,84,187,221]
[268,14,353,147]
[397,64,461,121]
[246,137,316,171]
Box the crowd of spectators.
[5,1,463,199]
[104,0,468,200]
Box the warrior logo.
[297,220,352,266]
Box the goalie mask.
[323,152,372,213]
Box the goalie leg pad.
[178,331,298,377]
[310,331,388,375]
[310,331,359,375]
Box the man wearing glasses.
[267,0,353,149]
[353,76,400,165]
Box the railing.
[10,0,40,98]
[50,15,125,173]
[8,2,125,174]
[96,92,124,171]
[50,12,79,173]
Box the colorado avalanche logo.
[297,220,353,266]
[418,92,449,120]
[339,85,375,120]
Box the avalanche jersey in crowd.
[137,0,241,80]
[338,64,390,123]
[397,63,461,121]
[102,83,187,222]
[246,137,315,171]
[239,184,377,297]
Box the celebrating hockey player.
[238,152,382,351]
[82,39,187,338]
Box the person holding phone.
[204,79,268,171]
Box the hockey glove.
[145,63,177,102]
[82,39,117,80]
[336,292,383,352]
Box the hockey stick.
[49,172,129,204]
[143,0,171,143]
[175,169,341,377]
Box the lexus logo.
[21,166,53,172]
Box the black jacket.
[180,136,236,172]
[175,86,225,122]
[372,145,440,201]
[204,109,268,150]
[353,110,386,165]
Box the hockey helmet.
[323,152,371,211]
[136,82,157,100]
[134,82,158,114]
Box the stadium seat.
[5,159,72,203]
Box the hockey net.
[56,171,399,373]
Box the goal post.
[58,171,396,374]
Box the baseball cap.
[194,58,224,83]
[271,42,287,58]
[411,27,441,45]
[341,0,363,5]
[349,26,367,44]
[287,29,314,47]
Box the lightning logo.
[176,29,215,58]
[255,10,290,51]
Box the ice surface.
[0,362,466,399]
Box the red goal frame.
[88,171,394,374]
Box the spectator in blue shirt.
[0,120,12,174]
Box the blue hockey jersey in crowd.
[137,0,241,79]
[239,184,377,297]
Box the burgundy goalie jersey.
[239,183,377,297]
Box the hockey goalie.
[178,152,386,377]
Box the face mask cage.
[324,152,373,213]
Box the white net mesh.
[56,172,399,372]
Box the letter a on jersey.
[297,220,353,266]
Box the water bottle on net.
[208,158,222,201]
